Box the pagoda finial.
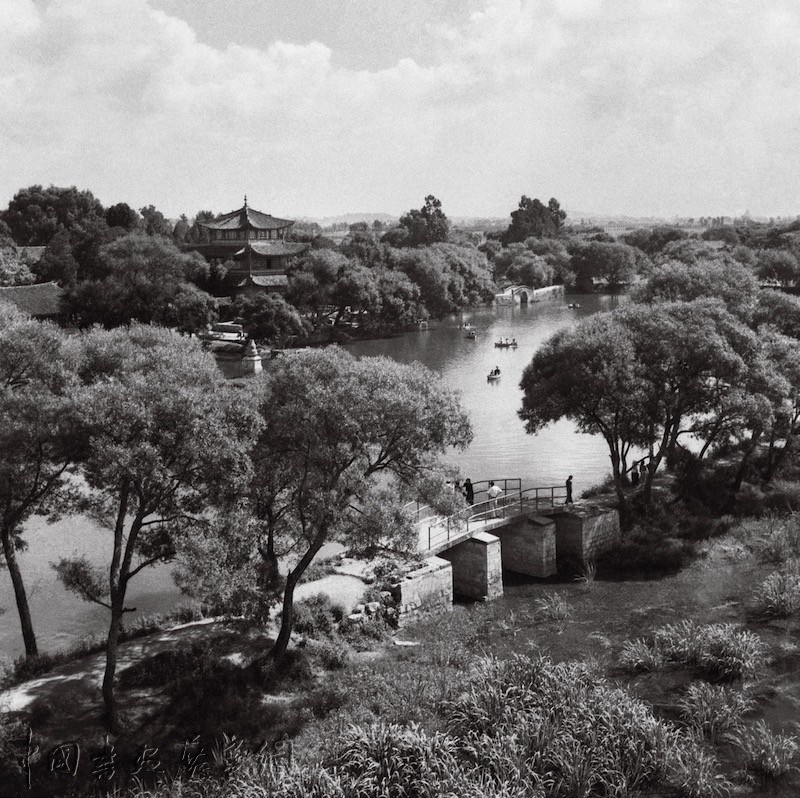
[243,194,248,208]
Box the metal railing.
[417,481,569,553]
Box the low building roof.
[201,202,294,232]
[233,241,308,258]
[0,281,64,317]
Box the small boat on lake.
[568,303,581,309]
[494,338,518,348]
[487,367,501,381]
[466,331,478,339]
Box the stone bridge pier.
[439,531,503,601]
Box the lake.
[0,293,622,659]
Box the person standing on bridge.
[565,475,573,505]
[463,478,474,505]
[487,481,503,516]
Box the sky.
[1,0,799,221]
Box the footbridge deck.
[411,479,569,555]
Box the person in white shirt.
[487,481,503,516]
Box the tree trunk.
[271,534,326,662]
[733,429,762,495]
[271,572,298,663]
[103,599,124,733]
[1,527,38,658]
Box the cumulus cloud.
[1,0,798,217]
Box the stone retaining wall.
[545,507,620,567]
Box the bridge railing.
[419,483,569,552]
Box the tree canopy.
[396,195,450,247]
[500,196,566,245]
[2,185,105,246]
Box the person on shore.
[463,478,474,505]
[639,461,648,482]
[487,480,503,516]
[631,462,640,487]
[565,475,573,505]
[454,479,462,496]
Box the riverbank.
[3,508,800,796]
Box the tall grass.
[619,621,765,682]
[750,569,800,618]
[727,719,800,782]
[676,683,753,742]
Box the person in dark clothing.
[463,478,474,505]
[631,462,640,487]
[565,475,573,504]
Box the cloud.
[1,0,798,217]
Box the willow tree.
[54,325,261,731]
[0,302,85,658]
[251,347,472,661]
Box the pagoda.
[185,197,309,296]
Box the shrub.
[118,642,215,688]
[293,593,346,639]
[747,515,800,564]
[339,615,390,651]
[676,683,753,742]
[307,637,352,670]
[750,570,800,618]
[728,720,800,782]
[597,536,691,577]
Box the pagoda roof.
[232,241,308,258]
[227,274,289,289]
[201,202,294,231]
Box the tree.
[328,262,382,326]
[622,226,688,256]
[184,211,215,244]
[250,348,471,660]
[105,203,140,231]
[66,233,210,328]
[756,249,800,288]
[630,259,759,323]
[571,242,637,290]
[0,248,35,286]
[397,195,450,247]
[54,326,261,730]
[500,196,566,245]
[232,292,308,345]
[519,313,649,521]
[286,250,348,329]
[0,304,85,657]
[159,283,219,336]
[2,185,105,246]
[617,300,758,495]
[138,205,173,238]
[701,226,740,246]
[754,290,800,339]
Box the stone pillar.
[499,515,557,578]
[241,339,262,376]
[544,507,620,568]
[440,531,503,601]
[394,556,453,626]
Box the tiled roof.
[250,275,289,287]
[0,282,64,317]
[233,241,308,257]
[201,205,294,231]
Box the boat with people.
[487,366,501,381]
[466,331,478,339]
[494,337,518,348]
